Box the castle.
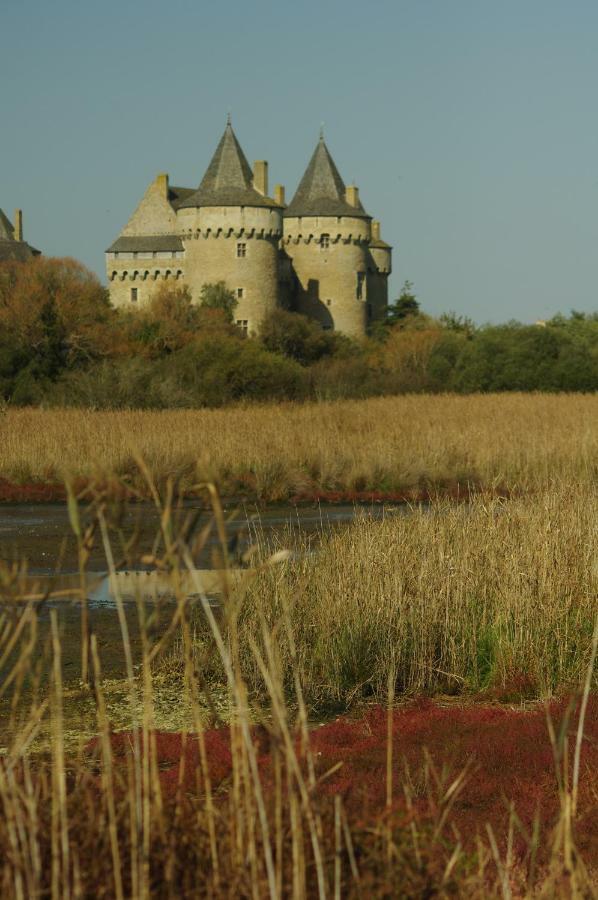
[106,121,392,337]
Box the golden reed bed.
[1,393,596,499]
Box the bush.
[260,309,341,365]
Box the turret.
[367,220,392,324]
[282,133,372,337]
[176,120,284,334]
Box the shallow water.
[0,500,407,577]
[0,500,411,691]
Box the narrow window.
[356,272,365,300]
[130,288,138,302]
[326,298,332,307]
[236,242,247,258]
[320,233,330,250]
[236,287,244,299]
[236,319,249,335]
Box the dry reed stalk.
[181,542,279,899]
[50,609,70,900]
[90,634,124,900]
[98,510,144,897]
[333,795,341,900]
[385,656,395,871]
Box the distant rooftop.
[0,208,40,262]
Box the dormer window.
[236,243,247,258]
[320,233,330,250]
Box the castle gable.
[120,173,178,238]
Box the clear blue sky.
[2,0,597,323]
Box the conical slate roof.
[284,136,370,219]
[179,122,280,209]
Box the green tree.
[199,282,238,323]
[387,281,420,327]
[260,309,339,365]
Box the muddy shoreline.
[0,476,507,505]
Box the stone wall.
[106,252,185,309]
[178,205,282,334]
[282,215,371,337]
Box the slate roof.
[0,208,40,261]
[168,186,195,209]
[179,122,281,209]
[284,136,370,219]
[106,235,184,253]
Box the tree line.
[0,257,596,408]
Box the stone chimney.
[253,160,268,196]
[345,185,359,208]
[13,209,23,241]
[274,184,285,206]
[371,220,381,241]
[155,173,169,196]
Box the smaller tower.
[367,220,392,325]
[282,134,374,337]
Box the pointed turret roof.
[179,121,280,209]
[284,135,370,219]
[0,208,40,262]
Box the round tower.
[282,135,372,337]
[367,220,392,325]
[176,121,283,334]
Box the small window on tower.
[236,319,249,335]
[130,288,138,302]
[320,234,330,250]
[237,287,244,299]
[237,243,247,258]
[356,272,365,300]
[326,298,332,307]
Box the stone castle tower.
[106,122,391,337]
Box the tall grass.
[189,484,596,707]
[1,392,597,498]
[0,475,596,894]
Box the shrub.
[260,308,341,365]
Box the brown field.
[1,392,597,500]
